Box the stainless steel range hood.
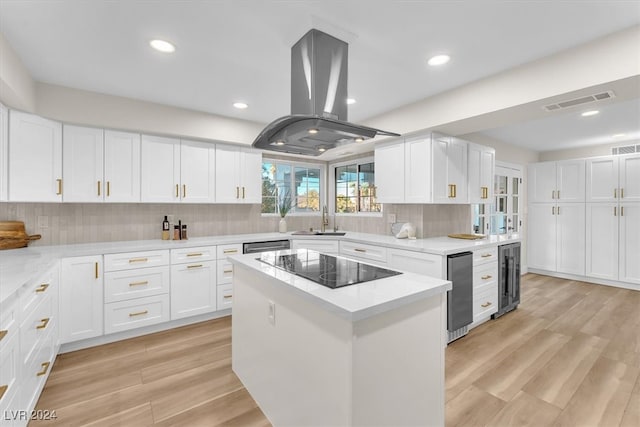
[252,29,399,156]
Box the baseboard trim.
[527,269,640,291]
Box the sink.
[291,231,346,236]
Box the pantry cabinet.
[619,203,640,284]
[618,154,640,202]
[468,143,495,204]
[8,111,62,202]
[585,203,619,280]
[60,256,104,343]
[584,154,640,203]
[215,144,261,203]
[528,160,585,203]
[0,103,7,201]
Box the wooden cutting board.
[0,221,41,249]
[447,233,487,240]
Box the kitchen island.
[230,249,452,427]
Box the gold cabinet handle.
[223,269,233,274]
[552,206,555,215]
[552,190,555,199]
[242,186,245,199]
[481,254,492,258]
[183,184,186,198]
[223,295,232,299]
[236,186,240,199]
[453,184,457,198]
[481,275,492,280]
[557,190,560,199]
[176,184,179,198]
[448,184,454,198]
[186,253,203,257]
[56,178,63,195]
[187,264,203,269]
[97,180,101,196]
[0,330,7,342]
[223,249,238,254]
[557,206,560,215]
[129,258,148,263]
[354,248,367,253]
[0,384,7,400]
[129,281,148,287]
[35,283,50,293]
[621,188,624,199]
[614,188,617,198]
[129,310,148,317]
[481,302,492,308]
[621,206,624,216]
[95,262,99,279]
[614,207,617,216]
[481,186,489,199]
[106,181,111,197]
[36,318,50,330]
[36,361,51,377]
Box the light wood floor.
[33,274,639,426]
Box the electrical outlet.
[37,216,49,228]
[268,300,276,325]
[388,213,396,223]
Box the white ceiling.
[1,0,639,152]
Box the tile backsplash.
[0,202,471,246]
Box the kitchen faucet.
[321,206,329,233]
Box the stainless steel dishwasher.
[243,239,290,254]
[447,251,473,343]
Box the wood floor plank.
[83,402,154,427]
[620,392,640,427]
[580,289,638,339]
[522,333,608,408]
[445,385,506,427]
[487,390,562,426]
[553,356,640,427]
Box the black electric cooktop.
[258,250,402,289]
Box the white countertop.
[0,231,520,305]
[229,249,453,321]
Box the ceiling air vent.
[612,144,640,155]
[543,91,615,112]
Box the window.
[333,159,381,214]
[261,160,323,214]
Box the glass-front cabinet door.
[473,163,522,235]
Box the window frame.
[329,156,383,217]
[261,158,326,217]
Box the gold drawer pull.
[106,181,111,196]
[223,249,238,254]
[614,188,617,198]
[186,253,203,257]
[621,188,624,198]
[36,318,50,330]
[176,184,179,198]
[36,361,51,377]
[187,264,203,269]
[56,178,63,195]
[481,302,492,308]
[0,330,7,342]
[129,258,148,263]
[129,281,148,287]
[129,310,148,317]
[354,248,367,253]
[0,384,7,400]
[242,186,245,199]
[236,186,240,199]
[481,275,492,280]
[223,269,233,274]
[481,254,492,258]
[621,206,624,216]
[35,283,50,293]
[95,262,99,279]
[223,295,233,299]
[97,180,101,196]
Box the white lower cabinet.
[60,256,104,344]
[339,241,387,266]
[619,203,640,285]
[215,243,242,309]
[387,249,444,278]
[471,247,498,326]
[104,295,170,334]
[171,258,217,320]
[291,239,340,255]
[217,284,233,310]
[586,203,619,281]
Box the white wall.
[0,32,36,111]
[539,139,640,161]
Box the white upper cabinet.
[586,157,618,202]
[619,154,640,202]
[180,139,216,203]
[432,135,468,204]
[0,103,7,201]
[529,160,584,203]
[141,135,181,203]
[405,136,431,203]
[63,125,104,202]
[374,139,405,204]
[9,111,62,202]
[215,145,261,203]
[104,131,141,202]
[468,143,495,204]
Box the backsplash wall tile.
[0,203,471,246]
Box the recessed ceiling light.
[346,98,356,105]
[612,133,626,138]
[149,39,175,53]
[427,54,450,66]
[308,128,319,134]
[581,110,600,117]
[233,102,248,109]
[273,140,285,146]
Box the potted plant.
[278,190,292,233]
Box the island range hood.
[252,29,399,156]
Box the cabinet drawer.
[20,293,54,366]
[473,262,498,287]
[0,327,19,409]
[20,266,57,321]
[217,259,234,285]
[171,246,216,264]
[291,240,340,255]
[340,241,387,264]
[21,331,55,414]
[473,247,498,266]
[217,284,233,310]
[104,266,170,303]
[104,294,170,334]
[387,249,443,278]
[0,293,19,356]
[105,250,169,272]
[473,286,498,321]
[217,244,242,259]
